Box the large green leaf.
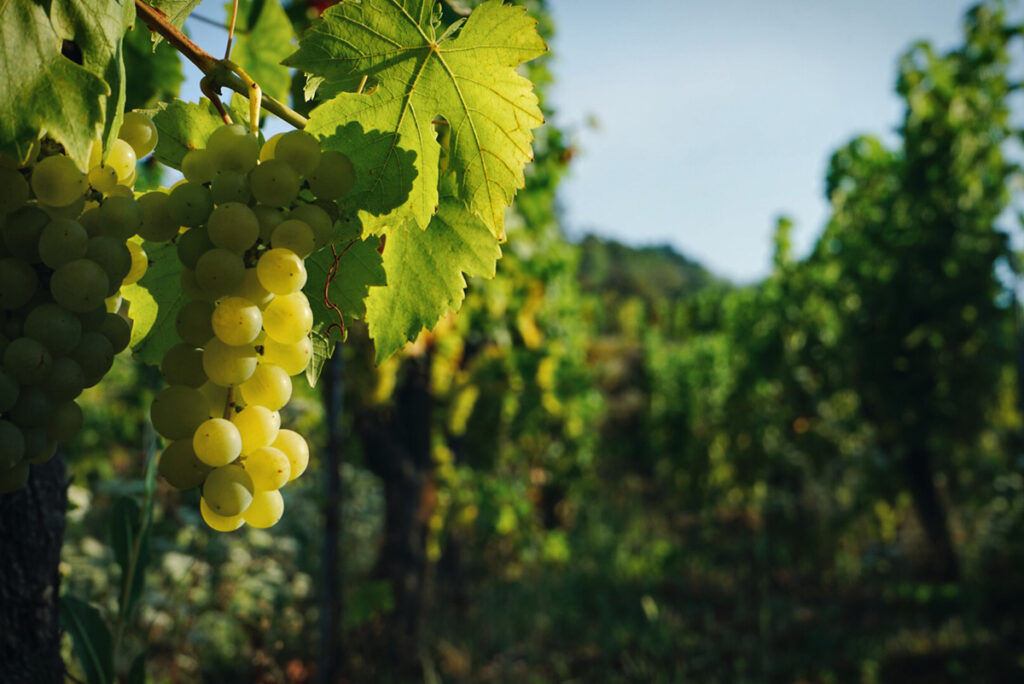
[124,20,184,110]
[365,198,500,360]
[60,595,114,684]
[149,98,246,169]
[122,240,186,366]
[110,496,151,619]
[227,0,295,104]
[148,0,203,45]
[285,0,546,239]
[0,0,125,168]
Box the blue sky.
[183,0,984,282]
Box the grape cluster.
[0,113,158,492]
[148,124,353,532]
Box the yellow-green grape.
[118,112,158,159]
[175,300,214,347]
[182,149,216,184]
[200,498,245,532]
[202,337,257,387]
[0,420,25,469]
[0,460,30,494]
[31,155,87,207]
[238,363,291,411]
[96,196,143,241]
[233,268,273,308]
[195,248,245,299]
[180,268,210,303]
[137,192,180,242]
[38,218,88,269]
[288,204,333,250]
[262,292,313,345]
[71,330,115,387]
[124,241,148,285]
[158,439,212,490]
[108,184,135,198]
[88,164,119,195]
[24,303,81,356]
[207,124,259,173]
[203,463,254,516]
[243,489,284,528]
[4,337,52,385]
[193,417,243,467]
[106,139,138,185]
[150,385,210,440]
[0,167,30,215]
[50,259,109,313]
[41,358,85,403]
[272,429,309,481]
[207,202,259,253]
[274,130,321,176]
[4,205,48,261]
[176,226,213,270]
[0,371,20,414]
[212,296,262,346]
[48,400,82,442]
[86,236,131,294]
[24,434,58,465]
[253,205,284,243]
[259,132,284,162]
[231,405,279,455]
[260,336,312,376]
[307,150,355,200]
[0,257,38,310]
[167,182,214,228]
[210,169,252,205]
[271,219,315,258]
[249,159,301,208]
[243,446,290,491]
[161,343,207,387]
[198,381,231,417]
[97,313,130,354]
[256,248,306,294]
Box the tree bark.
[0,455,68,684]
[904,445,959,581]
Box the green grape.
[24,303,82,355]
[3,205,49,262]
[212,296,262,346]
[195,248,245,299]
[107,139,138,184]
[108,184,135,198]
[150,385,210,440]
[274,131,321,176]
[175,300,214,346]
[86,236,132,293]
[253,205,284,243]
[4,337,52,384]
[31,155,87,207]
[9,386,51,427]
[271,219,315,258]
[233,267,273,308]
[260,336,312,376]
[49,400,83,442]
[198,381,231,418]
[0,368,19,413]
[249,159,300,208]
[0,420,25,470]
[124,241,147,286]
[272,429,309,481]
[87,164,119,195]
[238,363,291,411]
[307,150,355,200]
[40,194,87,222]
[161,343,207,387]
[71,331,114,387]
[207,202,259,253]
[313,198,340,223]
[176,226,214,270]
[0,168,30,215]
[79,306,107,331]
[288,204,333,250]
[137,192,180,242]
[231,405,279,455]
[243,489,284,528]
[259,132,284,162]
[262,292,313,345]
[105,292,122,314]
[202,463,254,516]
[96,196,143,240]
[193,417,243,467]
[158,440,212,490]
[182,149,217,184]
[211,170,252,205]
[200,497,245,531]
[0,460,30,494]
[98,313,131,353]
[24,431,57,464]
[78,206,103,237]
[180,267,210,303]
[38,218,88,269]
[167,182,214,228]
[207,124,259,174]
[243,446,290,491]
[118,112,158,159]
[41,357,85,402]
[202,337,257,387]
[0,257,38,310]
[256,248,306,294]
[51,259,109,312]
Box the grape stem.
[134,0,309,129]
[224,386,236,420]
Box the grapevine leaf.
[127,653,147,684]
[285,0,546,238]
[110,496,149,619]
[147,0,203,46]
[60,595,114,684]
[227,0,295,104]
[123,240,186,366]
[149,98,245,169]
[0,1,110,168]
[124,22,184,110]
[365,199,500,361]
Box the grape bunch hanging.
[0,114,156,493]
